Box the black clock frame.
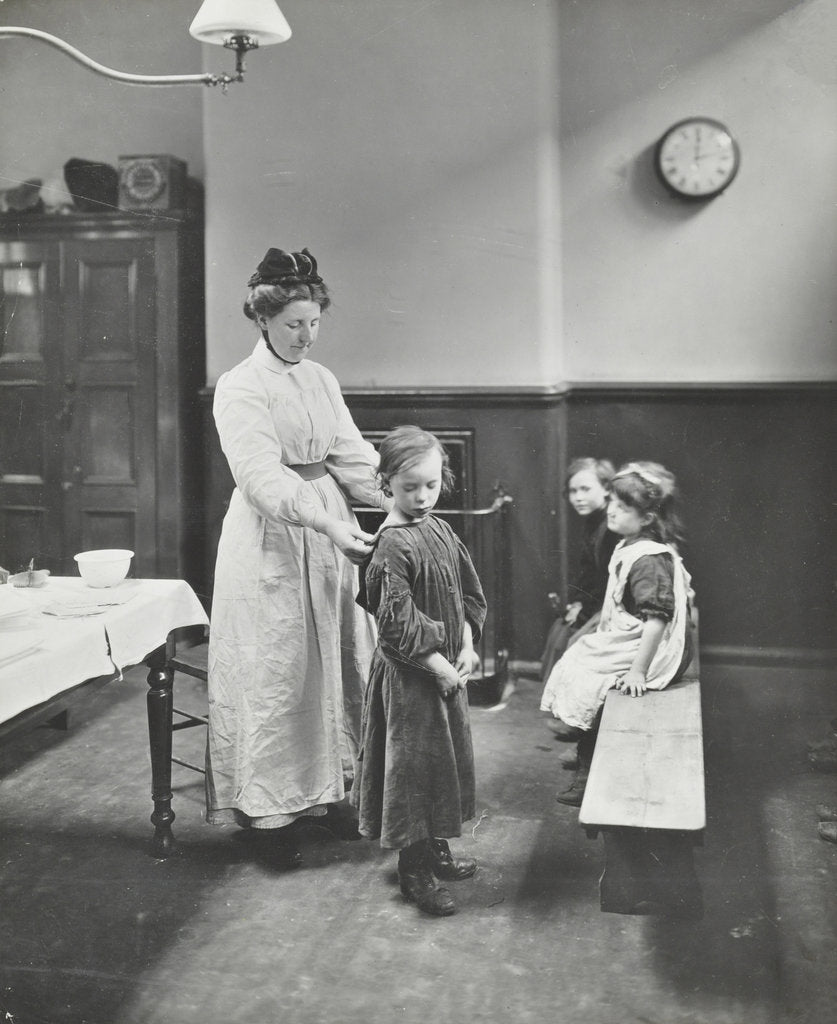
[654,117,741,201]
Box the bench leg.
[41,709,70,731]
[598,828,703,918]
[145,643,176,858]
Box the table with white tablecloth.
[0,577,209,856]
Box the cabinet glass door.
[0,241,63,573]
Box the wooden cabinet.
[0,213,205,590]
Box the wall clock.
[654,117,740,200]
[118,154,187,211]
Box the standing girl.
[353,426,487,917]
[540,461,694,805]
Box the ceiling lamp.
[0,0,292,89]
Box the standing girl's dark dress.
[353,515,487,850]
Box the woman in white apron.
[206,248,389,867]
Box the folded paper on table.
[0,629,45,668]
[0,611,36,632]
[42,583,139,618]
[0,588,31,620]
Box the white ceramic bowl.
[74,549,134,588]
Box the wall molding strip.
[202,380,836,402]
[700,645,837,668]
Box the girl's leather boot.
[428,838,477,881]
[398,840,455,916]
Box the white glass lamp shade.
[189,0,292,46]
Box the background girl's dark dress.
[541,506,620,680]
[353,515,487,850]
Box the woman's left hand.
[616,669,647,697]
[325,519,376,565]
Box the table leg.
[145,641,176,858]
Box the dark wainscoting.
[198,386,568,663]
[565,383,837,664]
[197,382,837,666]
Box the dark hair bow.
[247,247,322,288]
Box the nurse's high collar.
[261,328,299,367]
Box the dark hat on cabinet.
[63,158,119,212]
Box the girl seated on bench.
[540,461,694,806]
[541,457,619,684]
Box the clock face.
[655,118,740,199]
[121,160,166,203]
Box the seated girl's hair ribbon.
[614,463,663,488]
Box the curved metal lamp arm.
[0,26,250,88]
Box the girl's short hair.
[243,279,331,322]
[564,457,615,492]
[377,425,455,496]
[612,461,684,545]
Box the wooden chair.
[169,639,209,774]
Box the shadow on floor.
[0,665,835,1024]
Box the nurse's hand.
[326,520,376,564]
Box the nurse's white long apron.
[206,342,383,825]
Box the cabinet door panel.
[0,385,48,481]
[82,386,135,482]
[1,262,47,360]
[1,506,49,571]
[79,260,136,361]
[79,509,136,554]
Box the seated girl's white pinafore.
[539,539,692,730]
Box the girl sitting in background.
[353,426,487,917]
[541,456,619,682]
[540,461,694,806]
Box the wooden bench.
[578,616,704,917]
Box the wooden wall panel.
[199,383,837,664]
[566,385,837,658]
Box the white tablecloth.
[0,577,209,725]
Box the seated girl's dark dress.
[541,506,620,680]
[621,550,694,681]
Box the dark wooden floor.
[1,663,835,1024]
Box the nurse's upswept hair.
[243,247,330,321]
[377,425,455,497]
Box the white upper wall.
[201,0,562,387]
[2,1,834,386]
[559,0,837,383]
[0,0,204,194]
[200,0,835,385]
